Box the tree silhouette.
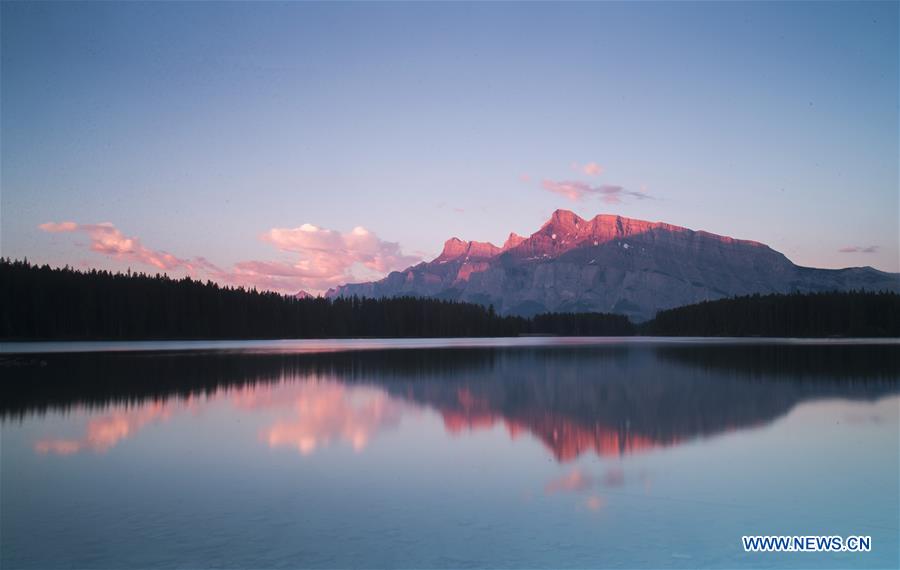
[643,291,900,337]
[3,259,895,339]
[0,258,632,339]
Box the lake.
[1,338,898,569]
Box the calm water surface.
[1,338,898,569]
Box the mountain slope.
[327,210,900,321]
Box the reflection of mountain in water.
[375,345,899,460]
[2,343,897,460]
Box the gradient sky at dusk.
[2,1,897,293]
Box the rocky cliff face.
[327,210,900,321]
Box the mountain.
[327,210,900,321]
[294,290,315,299]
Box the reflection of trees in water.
[0,349,496,418]
[2,344,897,461]
[655,343,899,383]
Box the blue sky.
[2,1,897,292]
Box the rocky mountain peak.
[542,209,585,235]
[438,237,468,260]
[437,237,500,262]
[328,211,900,320]
[502,232,525,250]
[467,241,501,259]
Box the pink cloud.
[261,223,422,285]
[219,259,348,293]
[581,162,603,176]
[39,220,421,295]
[38,221,78,233]
[38,221,201,271]
[838,245,879,253]
[542,179,649,204]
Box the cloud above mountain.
[263,224,420,275]
[542,179,650,204]
[38,220,421,294]
[838,245,879,253]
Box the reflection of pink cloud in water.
[543,466,628,498]
[34,381,406,457]
[585,495,605,511]
[230,382,298,411]
[543,468,608,512]
[35,401,175,455]
[545,468,594,494]
[34,439,82,455]
[32,377,677,462]
[263,384,404,455]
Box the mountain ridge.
[327,210,899,321]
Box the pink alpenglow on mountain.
[435,238,501,262]
[327,210,900,321]
[502,233,526,250]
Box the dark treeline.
[0,259,632,339]
[531,312,635,337]
[3,259,898,339]
[643,291,900,337]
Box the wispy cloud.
[569,162,603,176]
[838,245,879,253]
[581,162,603,176]
[542,179,650,204]
[436,202,466,214]
[39,221,421,294]
[38,221,207,272]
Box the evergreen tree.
[642,290,900,337]
[0,259,632,339]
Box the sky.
[2,1,898,293]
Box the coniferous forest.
[0,259,632,339]
[1,259,897,340]
[643,290,900,337]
